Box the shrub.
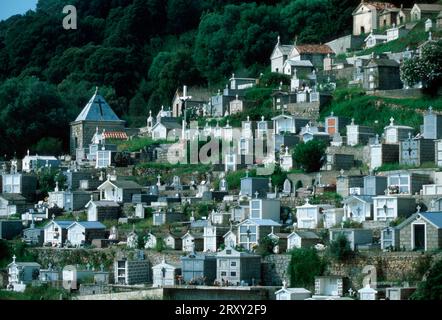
[255,236,278,257]
[411,259,442,300]
[155,238,166,253]
[288,248,326,288]
[293,140,327,173]
[328,233,354,262]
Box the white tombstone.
[171,176,182,190]
[280,146,293,172]
[283,179,292,194]
[126,226,139,249]
[109,226,118,240]
[220,176,228,192]
[331,133,343,147]
[425,19,433,32]
[358,284,378,300]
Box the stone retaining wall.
[76,288,163,300]
[263,251,442,289]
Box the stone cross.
[317,173,322,186]
[157,175,161,187]
[340,169,345,176]
[416,205,421,213]
[430,199,436,211]
[348,288,354,296]
[255,191,259,199]
[285,146,289,156]
[351,118,355,125]
[390,117,395,126]
[282,280,287,289]
[428,106,433,114]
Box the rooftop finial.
[95,86,99,95]
[277,35,280,46]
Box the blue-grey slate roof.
[242,219,281,226]
[51,221,74,229]
[420,212,442,228]
[75,92,122,122]
[76,221,106,229]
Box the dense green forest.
[0,0,438,156]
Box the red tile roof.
[103,131,128,140]
[295,44,334,55]
[365,2,396,10]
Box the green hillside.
[321,88,442,134]
[0,0,440,156]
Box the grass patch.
[354,20,442,56]
[320,88,442,134]
[0,284,71,300]
[114,137,174,153]
[375,162,439,172]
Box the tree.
[401,40,442,94]
[411,259,442,300]
[255,235,278,256]
[271,165,287,188]
[293,140,327,173]
[288,248,326,288]
[155,237,166,252]
[32,137,64,156]
[0,77,69,156]
[328,233,353,262]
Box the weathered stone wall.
[29,248,184,272]
[76,288,163,300]
[368,88,423,99]
[262,251,442,289]
[30,248,442,292]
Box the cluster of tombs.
[5,249,416,301]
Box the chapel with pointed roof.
[70,88,126,156]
